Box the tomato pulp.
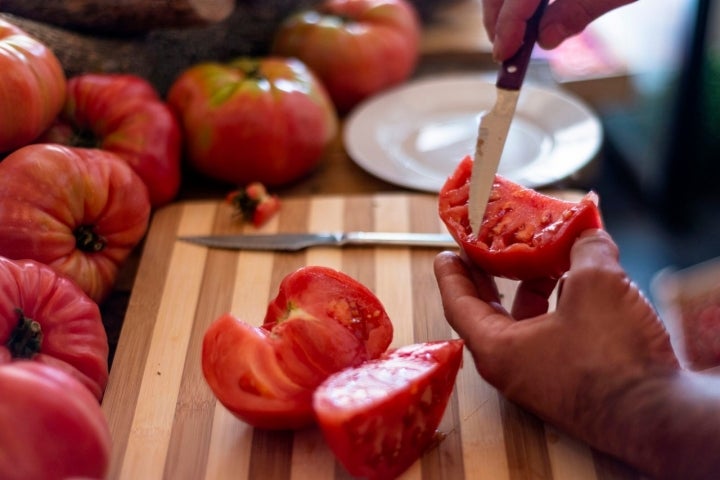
[439,155,603,280]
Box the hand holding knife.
[468,0,549,235]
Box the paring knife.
[178,232,458,251]
[468,0,549,235]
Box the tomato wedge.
[439,155,603,280]
[313,339,464,480]
[202,266,393,429]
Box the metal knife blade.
[468,0,549,235]
[178,232,458,251]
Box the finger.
[568,229,622,273]
[434,252,511,341]
[539,0,636,49]
[492,0,543,61]
[512,276,558,320]
[482,0,505,42]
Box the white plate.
[343,74,603,192]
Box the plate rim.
[342,72,603,192]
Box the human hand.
[483,0,636,61]
[433,229,679,443]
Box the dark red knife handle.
[496,0,549,91]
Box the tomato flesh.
[313,340,464,480]
[439,155,603,280]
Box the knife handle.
[496,0,549,91]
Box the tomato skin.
[167,57,338,187]
[202,266,394,429]
[313,340,464,480]
[0,256,109,400]
[0,19,66,153]
[439,155,604,280]
[39,73,182,208]
[272,0,421,113]
[0,362,111,480]
[0,144,151,303]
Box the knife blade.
[178,232,458,251]
[468,0,549,235]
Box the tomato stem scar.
[7,308,43,359]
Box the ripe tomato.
[202,266,393,429]
[39,73,182,208]
[0,18,66,153]
[167,56,338,187]
[272,0,421,113]
[0,256,109,400]
[439,155,604,280]
[0,362,111,480]
[313,339,464,480]
[0,144,151,303]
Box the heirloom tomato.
[438,155,604,280]
[314,340,464,480]
[167,57,338,187]
[39,73,182,207]
[272,0,421,113]
[0,256,108,400]
[0,362,111,480]
[0,18,66,153]
[225,182,281,227]
[202,266,393,429]
[0,144,151,303]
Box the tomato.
[0,256,108,400]
[0,362,111,480]
[438,155,604,280]
[202,266,393,429]
[225,182,281,227]
[0,144,151,303]
[167,56,338,187]
[271,0,421,113]
[0,18,66,153]
[313,339,464,480]
[39,73,182,208]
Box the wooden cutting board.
[101,193,638,480]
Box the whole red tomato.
[167,56,338,187]
[272,0,421,113]
[202,265,393,429]
[314,340,464,479]
[0,18,66,153]
[0,144,151,303]
[39,73,182,208]
[438,155,604,280]
[0,362,111,480]
[0,256,109,400]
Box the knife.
[178,232,458,251]
[468,0,549,235]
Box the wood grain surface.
[101,193,639,480]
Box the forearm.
[580,370,720,479]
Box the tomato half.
[39,73,182,208]
[0,18,66,153]
[0,144,151,303]
[439,155,603,280]
[202,266,393,429]
[313,339,464,480]
[0,256,109,400]
[0,362,111,480]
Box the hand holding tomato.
[272,0,421,113]
[433,230,691,478]
[439,155,603,280]
[0,18,66,153]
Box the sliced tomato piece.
[202,314,313,429]
[313,339,464,480]
[202,266,394,430]
[225,182,281,227]
[439,155,603,280]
